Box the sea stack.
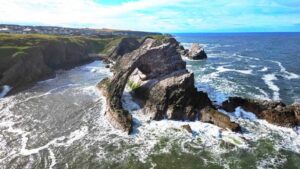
[187,43,207,60]
[98,36,240,134]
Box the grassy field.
[0,33,120,56]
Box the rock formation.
[187,43,207,60]
[107,37,140,60]
[221,97,300,127]
[98,37,240,134]
[181,124,193,133]
[0,42,97,92]
[0,34,119,93]
[200,107,241,131]
[178,45,189,57]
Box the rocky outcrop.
[177,45,189,57]
[98,37,240,133]
[221,97,300,127]
[108,37,140,60]
[200,107,241,131]
[293,104,300,124]
[181,124,192,133]
[187,43,207,60]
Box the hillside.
[0,34,126,92]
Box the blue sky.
[0,0,300,32]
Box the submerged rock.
[187,43,207,60]
[98,36,238,134]
[221,97,299,127]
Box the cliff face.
[0,34,113,92]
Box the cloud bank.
[0,0,300,32]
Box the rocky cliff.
[98,36,240,134]
[0,34,123,93]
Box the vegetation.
[0,33,116,55]
[145,34,172,42]
[127,80,141,90]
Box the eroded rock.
[221,97,299,127]
[200,107,241,132]
[98,37,237,134]
[108,37,140,60]
[187,43,207,60]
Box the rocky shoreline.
[1,33,299,134]
[0,34,145,95]
[98,35,299,134]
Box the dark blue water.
[174,33,300,104]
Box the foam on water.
[262,74,281,101]
[259,67,269,72]
[272,60,300,80]
[216,66,253,75]
[1,59,300,168]
[0,85,11,98]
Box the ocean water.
[0,33,300,169]
[174,33,300,104]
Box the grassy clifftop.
[0,33,170,93]
[0,33,129,91]
[0,34,112,57]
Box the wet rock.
[105,64,110,68]
[221,97,299,127]
[187,43,207,60]
[200,107,241,131]
[181,124,192,133]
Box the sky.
[0,0,300,33]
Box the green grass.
[127,80,141,90]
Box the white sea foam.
[196,83,229,105]
[48,148,56,169]
[1,60,300,168]
[262,74,280,101]
[259,67,268,72]
[216,66,253,75]
[0,85,11,98]
[254,87,270,101]
[220,107,257,121]
[272,60,300,80]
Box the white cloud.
[0,0,184,31]
[0,0,299,32]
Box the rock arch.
[98,37,239,134]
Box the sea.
[0,33,300,169]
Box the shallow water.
[0,60,299,169]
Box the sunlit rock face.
[187,43,207,60]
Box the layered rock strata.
[98,37,240,133]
